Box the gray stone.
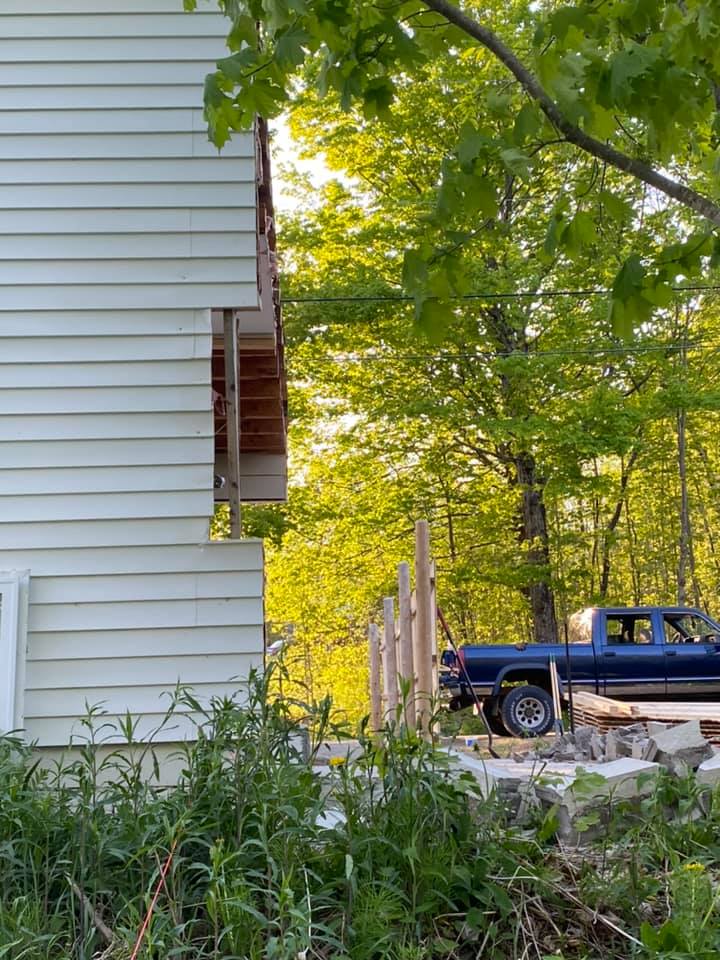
[647,721,670,736]
[650,720,713,776]
[535,758,661,842]
[573,726,595,751]
[605,730,618,760]
[316,807,347,830]
[696,752,720,788]
[589,730,605,761]
[642,739,658,762]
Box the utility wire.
[294,339,720,363]
[283,283,720,304]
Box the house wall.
[0,1,267,746]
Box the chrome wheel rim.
[515,697,546,731]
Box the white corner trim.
[0,570,30,734]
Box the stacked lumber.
[572,692,720,744]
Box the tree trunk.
[677,406,689,606]
[599,448,640,600]
[516,452,558,645]
[675,327,699,607]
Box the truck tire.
[481,697,510,736]
[500,685,554,738]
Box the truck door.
[662,611,720,697]
[599,612,665,698]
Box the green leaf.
[344,853,354,879]
[486,89,513,115]
[275,24,310,67]
[462,174,498,217]
[457,122,486,169]
[549,6,592,42]
[217,49,258,83]
[513,103,542,143]
[227,14,258,50]
[500,147,532,180]
[600,190,633,222]
[612,253,645,301]
[402,249,428,294]
[609,42,660,104]
[415,297,454,342]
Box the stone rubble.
[512,721,712,769]
[447,720,720,844]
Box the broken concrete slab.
[535,758,661,843]
[649,720,713,776]
[316,807,347,830]
[696,752,720,788]
[533,757,660,813]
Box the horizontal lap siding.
[1,3,265,747]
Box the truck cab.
[441,606,720,737]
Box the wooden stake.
[414,520,434,734]
[368,623,382,733]
[397,561,416,729]
[382,597,399,717]
[430,559,438,695]
[222,308,241,539]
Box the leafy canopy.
[187,0,720,335]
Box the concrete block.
[647,722,670,736]
[534,758,660,812]
[447,751,576,798]
[696,753,720,788]
[316,807,346,830]
[642,739,658,762]
[650,720,713,776]
[535,758,661,842]
[589,730,604,761]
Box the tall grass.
[4,668,720,959]
[0,669,517,959]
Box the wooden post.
[382,597,399,717]
[368,623,382,733]
[430,559,438,694]
[397,561,416,729]
[414,520,434,734]
[223,308,241,538]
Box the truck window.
[604,615,653,645]
[566,608,593,644]
[664,613,720,644]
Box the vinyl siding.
[0,2,266,747]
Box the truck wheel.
[500,685,554,738]
[480,697,509,736]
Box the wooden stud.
[414,520,434,735]
[382,596,399,717]
[368,622,382,733]
[429,559,438,695]
[222,308,241,538]
[397,561,416,729]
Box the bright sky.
[270,116,331,216]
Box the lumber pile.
[572,692,720,744]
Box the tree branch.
[421,0,720,227]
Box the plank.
[572,691,635,717]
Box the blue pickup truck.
[441,606,720,737]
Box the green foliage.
[0,669,600,959]
[191,0,720,336]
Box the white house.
[0,0,287,747]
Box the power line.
[295,339,720,363]
[283,283,720,305]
